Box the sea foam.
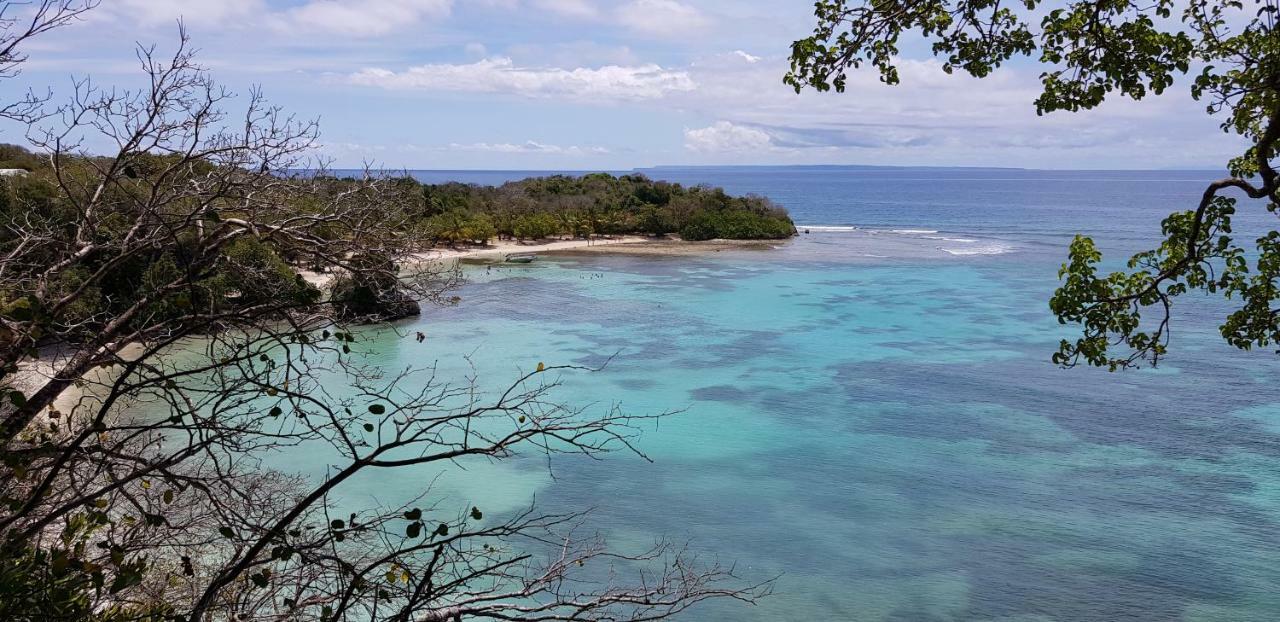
[938,243,1014,256]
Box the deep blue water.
[315,168,1280,620]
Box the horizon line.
[316,164,1227,173]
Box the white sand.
[413,235,653,262]
[298,236,653,287]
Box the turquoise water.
[302,169,1280,619]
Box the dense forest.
[403,172,796,243]
[2,145,795,248]
[0,144,794,325]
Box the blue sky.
[2,0,1247,170]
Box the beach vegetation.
[401,173,796,243]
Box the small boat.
[505,253,537,264]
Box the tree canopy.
[788,0,1280,369]
[402,173,796,244]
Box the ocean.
[291,167,1280,620]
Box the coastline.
[299,236,786,287]
[424,235,787,260]
[417,235,654,261]
[31,236,786,411]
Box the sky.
[0,0,1249,170]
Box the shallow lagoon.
[272,169,1280,620]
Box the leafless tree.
[1,1,97,122]
[0,24,767,622]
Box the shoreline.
[422,235,788,260]
[28,236,788,412]
[300,236,787,286]
[416,235,654,262]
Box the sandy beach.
[298,236,786,287]
[418,235,654,261]
[421,235,787,260]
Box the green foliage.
[0,153,329,341]
[512,213,560,240]
[412,173,795,242]
[789,0,1280,368]
[331,253,420,321]
[788,1,1198,113]
[0,143,42,171]
[679,208,799,241]
[210,237,321,307]
[0,514,170,622]
[423,210,497,244]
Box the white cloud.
[684,121,774,153]
[348,57,695,100]
[450,140,609,155]
[109,0,265,26]
[107,0,453,37]
[532,0,599,19]
[278,0,454,36]
[662,54,1245,167]
[616,0,708,36]
[732,50,761,63]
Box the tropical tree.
[788,0,1280,369]
[0,10,767,622]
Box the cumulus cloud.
[616,0,708,36]
[348,57,695,100]
[663,53,1246,167]
[684,121,774,153]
